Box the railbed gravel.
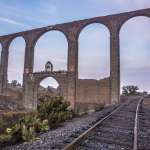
[76,98,139,150]
[138,100,150,150]
[3,105,117,150]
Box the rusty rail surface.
[63,97,143,150]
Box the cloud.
[0,2,45,27]
[0,16,29,27]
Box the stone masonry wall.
[76,78,110,114]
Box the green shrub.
[1,114,49,145]
[19,114,38,141]
[38,119,49,132]
[0,96,73,146]
[3,116,36,143]
[38,96,73,128]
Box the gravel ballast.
[3,105,116,150]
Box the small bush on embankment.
[38,96,73,128]
[0,96,73,147]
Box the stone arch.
[32,28,69,48]
[78,23,110,79]
[120,16,150,92]
[38,76,61,99]
[7,36,26,85]
[76,20,110,40]
[34,72,67,91]
[33,30,68,72]
[32,73,67,106]
[119,14,150,34]
[36,75,61,88]
[39,76,59,88]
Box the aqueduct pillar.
[23,35,36,109]
[67,29,78,110]
[110,21,120,104]
[0,41,10,95]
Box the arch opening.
[38,77,61,101]
[7,37,25,86]
[120,16,150,94]
[78,23,110,79]
[34,31,68,72]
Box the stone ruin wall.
[76,78,110,114]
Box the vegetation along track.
[63,97,144,150]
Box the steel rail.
[133,97,144,150]
[63,100,132,150]
[63,97,143,150]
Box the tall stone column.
[23,41,36,109]
[0,41,10,95]
[67,31,78,110]
[110,22,120,104]
[23,43,34,76]
[68,37,78,74]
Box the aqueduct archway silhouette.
[0,8,150,112]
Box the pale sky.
[0,0,150,91]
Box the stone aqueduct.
[0,8,150,113]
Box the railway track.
[138,97,150,150]
[63,97,144,150]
